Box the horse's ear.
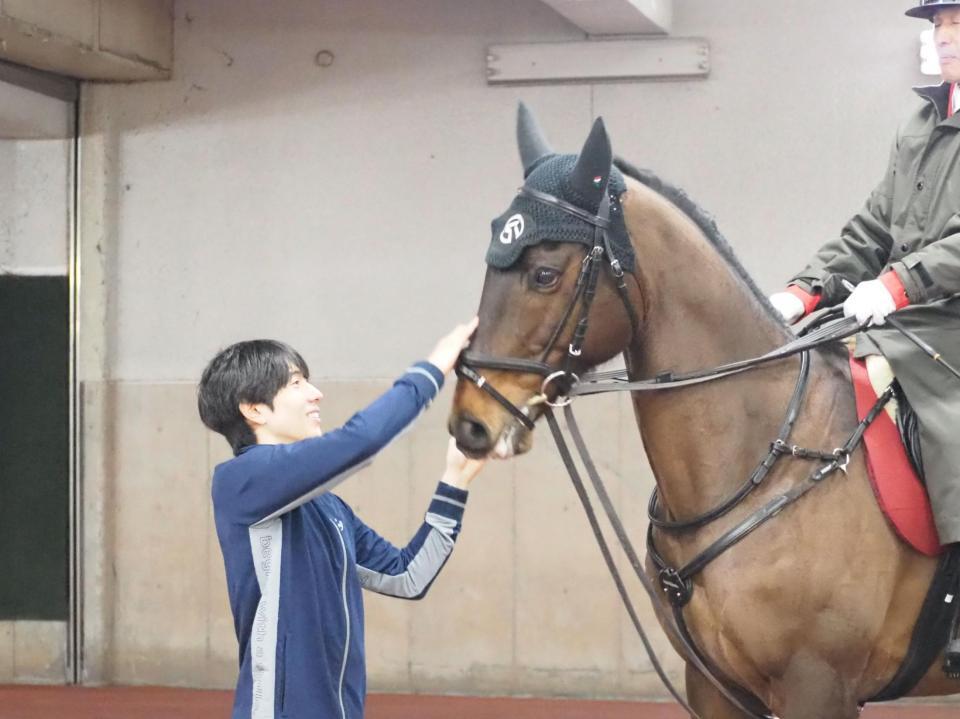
[570,117,612,206]
[517,101,553,177]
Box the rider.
[769,0,960,556]
[197,320,485,719]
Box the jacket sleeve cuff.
[428,482,468,523]
[403,361,445,399]
[879,270,910,309]
[786,285,822,315]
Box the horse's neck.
[622,182,803,516]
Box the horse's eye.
[533,267,560,288]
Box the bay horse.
[448,105,960,719]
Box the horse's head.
[450,104,642,459]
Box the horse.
[448,105,960,719]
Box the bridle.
[455,180,641,428]
[453,178,893,719]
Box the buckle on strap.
[659,567,693,608]
[535,370,580,408]
[456,362,485,388]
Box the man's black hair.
[197,340,310,455]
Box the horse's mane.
[614,158,785,326]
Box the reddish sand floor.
[0,686,955,718]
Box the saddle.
[850,354,960,697]
[850,355,938,556]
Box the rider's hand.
[427,317,479,376]
[769,292,805,324]
[441,437,486,489]
[843,279,896,326]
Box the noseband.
[456,182,640,430]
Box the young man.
[197,319,483,719]
[768,0,960,622]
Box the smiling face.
[934,7,960,83]
[242,366,325,445]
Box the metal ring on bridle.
[541,370,580,408]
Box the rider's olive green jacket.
[791,83,960,545]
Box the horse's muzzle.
[450,412,493,458]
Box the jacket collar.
[914,82,950,119]
[913,82,960,126]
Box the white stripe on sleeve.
[355,513,457,598]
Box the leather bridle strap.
[545,407,774,719]
[455,363,536,431]
[571,315,863,396]
[459,178,639,416]
[518,186,612,229]
[648,384,895,606]
[457,354,553,377]
[648,351,811,531]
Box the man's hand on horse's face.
[428,317,479,376]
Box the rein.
[455,183,891,719]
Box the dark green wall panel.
[0,275,68,619]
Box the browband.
[517,186,612,230]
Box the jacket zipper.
[331,518,350,719]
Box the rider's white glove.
[842,279,896,326]
[769,292,805,324]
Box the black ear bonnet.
[486,106,635,273]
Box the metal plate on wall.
[486,37,709,85]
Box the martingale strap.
[649,384,895,608]
[545,407,774,719]
[552,384,894,719]
[647,351,811,532]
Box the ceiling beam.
[539,0,672,36]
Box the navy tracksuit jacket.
[211,362,467,719]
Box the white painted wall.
[83,0,583,382]
[83,0,925,383]
[0,136,72,275]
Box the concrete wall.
[0,137,71,274]
[0,0,173,81]
[0,622,68,683]
[76,0,949,701]
[82,0,926,384]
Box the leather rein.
[455,182,891,719]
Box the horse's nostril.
[454,415,492,453]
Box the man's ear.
[239,402,269,426]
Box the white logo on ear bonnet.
[500,214,525,244]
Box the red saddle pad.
[850,357,941,557]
